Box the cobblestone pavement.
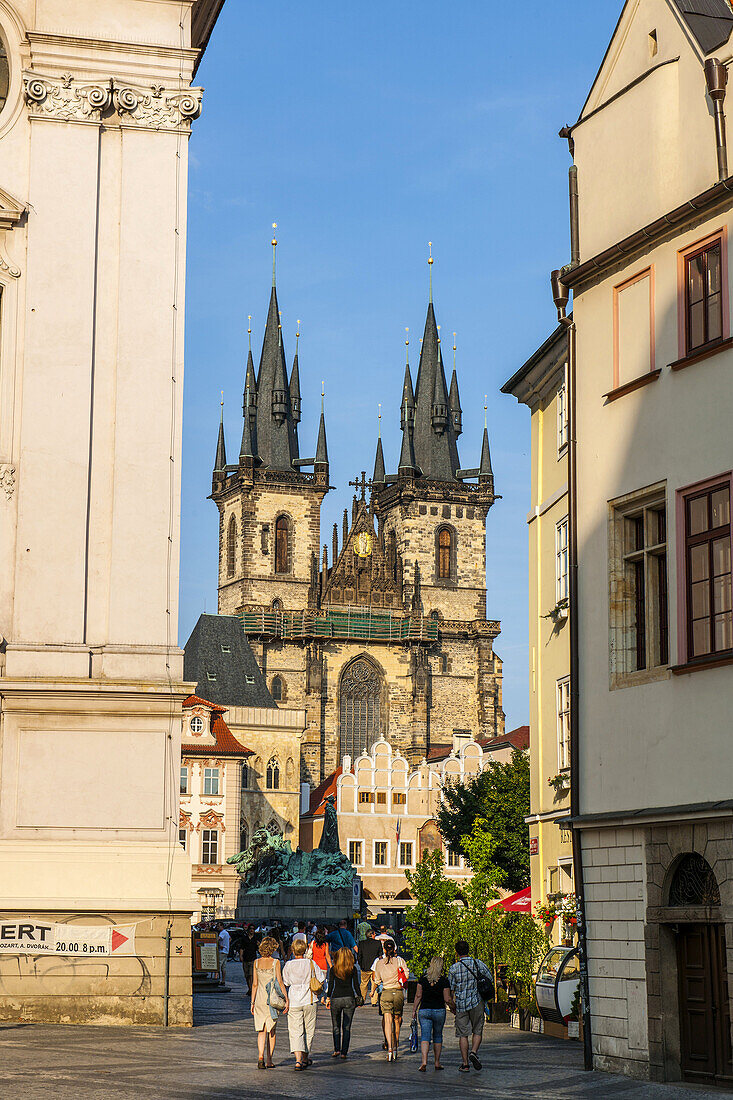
[0,966,724,1099]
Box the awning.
[490,887,532,913]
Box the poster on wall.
[0,921,137,956]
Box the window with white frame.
[189,716,204,734]
[178,828,187,850]
[557,677,570,771]
[446,848,460,868]
[203,767,220,796]
[180,766,188,795]
[201,829,218,864]
[609,485,668,682]
[557,376,569,452]
[399,841,413,867]
[374,840,388,867]
[349,840,363,866]
[556,517,569,605]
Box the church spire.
[479,397,494,489]
[431,336,449,435]
[410,282,459,480]
[241,315,258,461]
[373,405,386,486]
[315,382,329,473]
[289,322,301,424]
[240,384,256,461]
[449,333,462,436]
[214,394,227,474]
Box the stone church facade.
[211,246,505,785]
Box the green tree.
[403,850,461,974]
[437,749,530,891]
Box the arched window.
[227,515,237,577]
[240,762,249,791]
[668,853,721,906]
[275,516,290,574]
[0,38,8,117]
[437,526,453,580]
[339,657,383,760]
[266,757,280,790]
[271,598,283,612]
[271,675,283,702]
[239,819,248,853]
[429,610,440,622]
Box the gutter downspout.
[552,272,593,1073]
[705,58,729,183]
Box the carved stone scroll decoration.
[112,83,203,129]
[23,72,112,122]
[0,464,16,499]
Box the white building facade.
[560,0,733,1086]
[0,0,224,1024]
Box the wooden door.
[677,924,733,1086]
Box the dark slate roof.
[253,287,300,472]
[410,301,461,480]
[673,0,733,54]
[183,614,277,709]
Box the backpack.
[461,958,495,1003]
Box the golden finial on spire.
[378,403,382,438]
[437,323,441,345]
[296,319,301,354]
[428,241,434,302]
[484,395,488,429]
[405,327,410,365]
[271,223,278,286]
[453,332,457,370]
[321,379,325,413]
[248,314,252,351]
[220,390,224,421]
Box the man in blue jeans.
[447,940,492,1072]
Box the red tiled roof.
[182,696,253,756]
[182,694,227,713]
[427,744,452,762]
[479,725,530,752]
[305,767,342,817]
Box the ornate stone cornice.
[23,72,203,129]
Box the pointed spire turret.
[289,322,301,424]
[373,436,386,486]
[240,385,255,461]
[315,382,329,475]
[449,333,462,436]
[214,396,227,475]
[272,320,288,423]
[431,341,449,435]
[479,397,494,490]
[400,363,415,431]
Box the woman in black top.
[411,956,452,1071]
[325,948,360,1058]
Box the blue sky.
[181,1,621,729]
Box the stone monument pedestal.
[236,884,354,924]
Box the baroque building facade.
[211,249,505,785]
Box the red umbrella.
[490,887,532,912]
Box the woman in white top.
[373,939,408,1060]
[282,938,325,1070]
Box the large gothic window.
[437,526,453,580]
[227,515,237,577]
[339,657,383,760]
[275,516,290,574]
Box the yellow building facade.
[503,325,573,939]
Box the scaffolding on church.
[239,606,439,643]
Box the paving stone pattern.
[0,966,723,1099]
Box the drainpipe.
[569,166,580,267]
[164,922,172,1027]
[552,271,593,1072]
[705,58,729,182]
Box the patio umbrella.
[490,887,532,912]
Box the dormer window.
[207,672,216,682]
[189,716,204,734]
[221,645,231,654]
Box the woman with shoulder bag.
[373,939,408,1061]
[250,936,288,1069]
[282,939,325,1070]
[412,956,451,1071]
[325,947,361,1059]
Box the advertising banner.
[0,921,137,956]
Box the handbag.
[309,960,324,995]
[397,962,408,989]
[352,971,364,1007]
[266,974,287,1012]
[409,1017,419,1053]
[461,958,495,1003]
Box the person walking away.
[327,918,357,959]
[373,939,407,1060]
[217,925,230,984]
[357,929,382,1006]
[325,947,361,1059]
[289,921,307,958]
[250,936,288,1069]
[448,939,493,1073]
[412,956,451,1072]
[282,938,324,1070]
[310,929,332,978]
[356,916,371,942]
[240,924,259,995]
